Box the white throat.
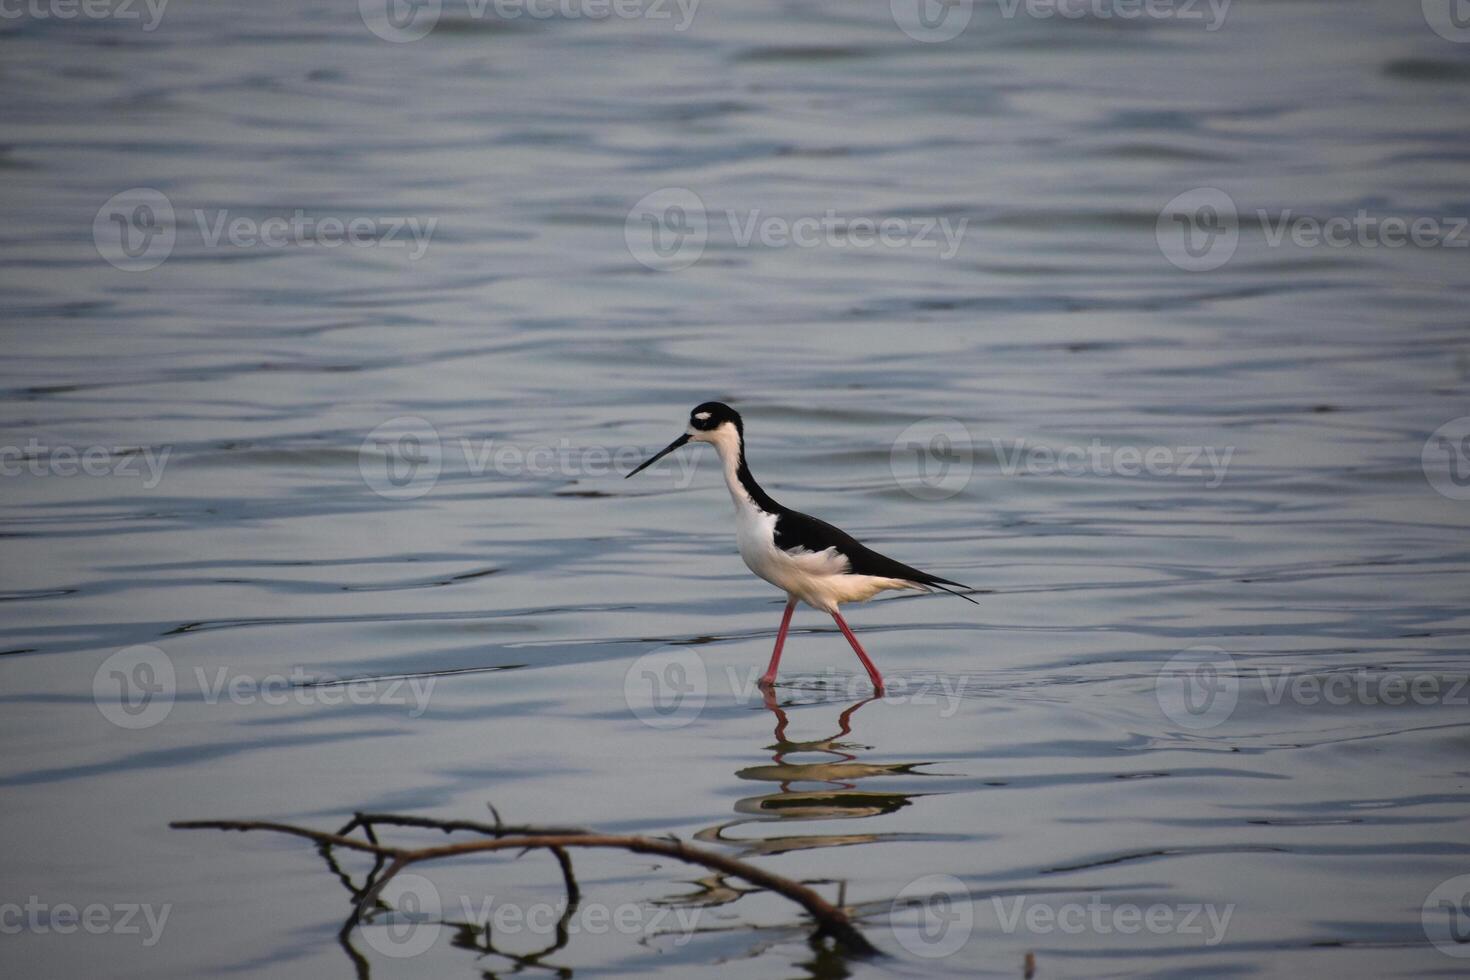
[700,424,751,509]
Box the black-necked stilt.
[626,401,975,694]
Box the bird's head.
[626,401,743,479]
[686,401,742,441]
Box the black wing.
[772,509,978,603]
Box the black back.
[773,507,971,593]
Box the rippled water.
[3,1,1470,976]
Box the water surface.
[2,1,1469,976]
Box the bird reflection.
[685,687,936,874]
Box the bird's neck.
[709,428,781,515]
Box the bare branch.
[171,815,878,956]
[173,820,403,858]
[340,811,591,839]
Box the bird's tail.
[922,576,980,605]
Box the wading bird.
[626,402,974,693]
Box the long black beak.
[625,433,690,479]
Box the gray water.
[3,0,1470,976]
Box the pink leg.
[759,597,798,688]
[831,611,884,694]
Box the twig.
[549,845,580,904]
[172,816,879,956]
[338,811,591,839]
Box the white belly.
[733,503,919,612]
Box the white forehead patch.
[694,412,711,420]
